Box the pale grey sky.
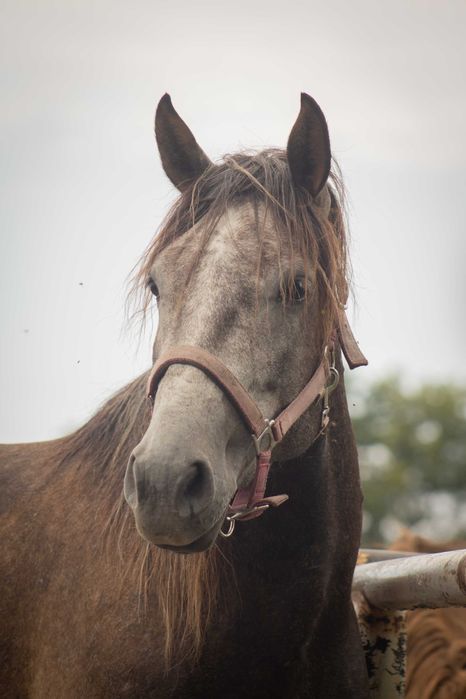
[1,0,465,442]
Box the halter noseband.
[146,309,367,537]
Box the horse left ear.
[286,93,331,197]
[155,94,212,192]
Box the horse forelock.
[127,148,350,349]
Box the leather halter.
[146,308,367,535]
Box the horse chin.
[157,520,224,553]
[138,516,225,554]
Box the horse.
[0,93,370,698]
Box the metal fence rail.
[353,549,466,698]
[353,549,466,610]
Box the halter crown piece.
[146,308,367,538]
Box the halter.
[146,308,367,537]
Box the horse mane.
[55,149,350,670]
[406,608,466,699]
[54,374,221,670]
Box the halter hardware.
[320,346,340,431]
[252,419,277,455]
[220,503,271,538]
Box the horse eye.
[147,278,159,299]
[279,277,307,304]
[290,278,306,303]
[293,278,306,301]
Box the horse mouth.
[157,517,225,554]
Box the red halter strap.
[146,310,367,531]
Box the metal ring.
[219,517,235,538]
[326,367,340,394]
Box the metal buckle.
[252,419,277,456]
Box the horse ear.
[286,93,331,197]
[155,94,212,192]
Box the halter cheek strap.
[146,310,367,535]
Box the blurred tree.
[348,377,466,544]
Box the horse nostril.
[124,454,138,508]
[124,453,150,509]
[177,460,214,518]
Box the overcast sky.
[1,0,465,443]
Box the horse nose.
[124,453,215,519]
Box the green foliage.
[348,376,466,544]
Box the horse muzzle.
[124,447,229,549]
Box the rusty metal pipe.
[352,549,466,610]
[357,548,420,564]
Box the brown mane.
[54,149,351,669]
[53,373,220,669]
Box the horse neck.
[226,364,361,580]
[200,366,363,683]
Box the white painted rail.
[353,549,466,610]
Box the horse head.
[124,93,348,552]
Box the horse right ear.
[286,93,331,198]
[155,94,212,192]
